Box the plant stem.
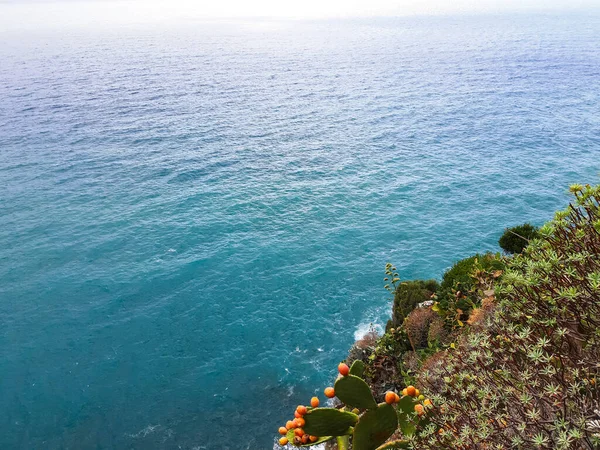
[336,435,349,450]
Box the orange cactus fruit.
[406,386,416,397]
[309,436,319,442]
[414,404,425,415]
[338,362,350,376]
[310,397,320,408]
[402,388,408,396]
[294,428,305,437]
[294,417,305,428]
[279,436,289,446]
[324,387,335,398]
[296,405,308,416]
[423,399,433,407]
[301,434,310,444]
[294,436,302,445]
[294,411,302,418]
[278,426,288,435]
[415,388,420,397]
[394,393,400,403]
[385,391,396,404]
[286,420,295,430]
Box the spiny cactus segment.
[276,362,433,448]
[334,374,378,410]
[349,360,365,377]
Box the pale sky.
[0,0,598,31]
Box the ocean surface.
[1,13,599,449]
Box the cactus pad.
[352,403,398,450]
[396,395,417,436]
[303,408,358,437]
[349,360,365,377]
[334,375,377,410]
[396,395,416,415]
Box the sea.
[1,12,599,449]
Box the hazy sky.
[1,0,598,31]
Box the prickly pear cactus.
[352,403,398,450]
[303,408,358,436]
[334,375,378,410]
[349,360,365,377]
[275,361,431,449]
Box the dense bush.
[391,280,439,327]
[498,222,540,254]
[436,253,504,326]
[413,184,600,449]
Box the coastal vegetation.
[498,223,540,254]
[275,184,600,449]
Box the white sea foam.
[354,321,384,341]
[127,424,160,438]
[273,439,327,450]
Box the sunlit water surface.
[1,14,599,449]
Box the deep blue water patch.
[1,14,599,449]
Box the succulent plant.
[409,183,600,449]
[276,360,426,449]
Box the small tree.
[498,223,539,254]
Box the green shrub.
[436,253,504,326]
[498,222,539,254]
[439,253,503,293]
[392,280,439,327]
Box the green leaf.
[349,360,365,377]
[334,375,378,410]
[353,403,398,450]
[376,440,410,450]
[303,408,358,437]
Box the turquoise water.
[1,13,599,449]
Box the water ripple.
[0,14,599,450]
